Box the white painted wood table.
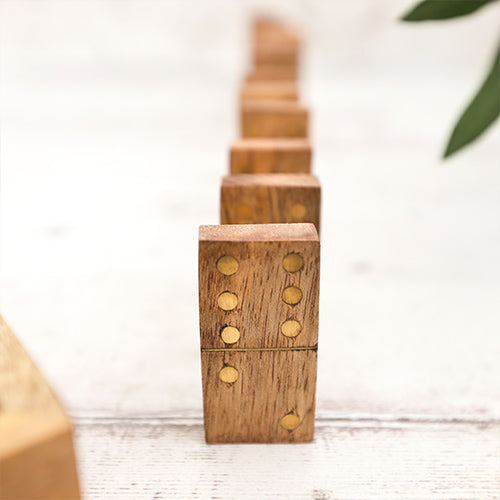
[1,1,499,498]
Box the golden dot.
[236,204,252,220]
[219,366,239,384]
[282,253,304,273]
[281,320,302,338]
[280,413,300,431]
[217,291,238,311]
[217,255,239,276]
[291,203,307,220]
[282,286,302,305]
[220,326,240,344]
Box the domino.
[220,174,321,233]
[254,42,299,68]
[240,81,299,103]
[0,316,80,499]
[230,138,311,174]
[253,17,301,48]
[199,223,320,443]
[241,101,308,138]
[245,65,298,82]
[252,18,301,70]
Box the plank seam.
[71,415,500,427]
[201,345,318,352]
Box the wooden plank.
[74,415,500,499]
[241,101,308,138]
[0,315,80,500]
[220,174,321,232]
[240,82,299,103]
[230,138,311,174]
[199,224,320,442]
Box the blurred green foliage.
[401,0,500,159]
[402,0,497,21]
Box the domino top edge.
[222,173,320,188]
[199,223,319,242]
[231,138,311,150]
[242,100,308,112]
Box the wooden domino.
[0,316,80,499]
[245,65,298,82]
[230,138,311,174]
[240,81,299,103]
[198,17,320,445]
[241,101,308,138]
[199,223,320,443]
[253,17,301,47]
[220,174,321,233]
[254,42,299,69]
[252,17,301,69]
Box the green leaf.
[401,0,498,21]
[443,45,500,158]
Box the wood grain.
[0,315,80,500]
[200,222,318,242]
[240,82,299,103]
[199,223,320,349]
[241,101,308,138]
[230,138,311,174]
[199,224,320,442]
[201,350,317,443]
[220,174,321,233]
[75,415,500,499]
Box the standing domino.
[230,139,311,174]
[220,174,321,233]
[240,82,299,103]
[199,223,320,443]
[241,101,308,138]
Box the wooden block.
[0,315,80,500]
[254,42,299,68]
[252,18,301,71]
[241,101,308,138]
[241,81,299,103]
[245,65,298,82]
[199,223,320,443]
[253,17,287,39]
[220,174,321,232]
[253,17,301,47]
[230,139,311,174]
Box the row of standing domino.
[0,17,323,498]
[198,17,322,444]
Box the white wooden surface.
[1,1,500,498]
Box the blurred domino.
[241,101,309,138]
[230,138,311,174]
[220,174,321,233]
